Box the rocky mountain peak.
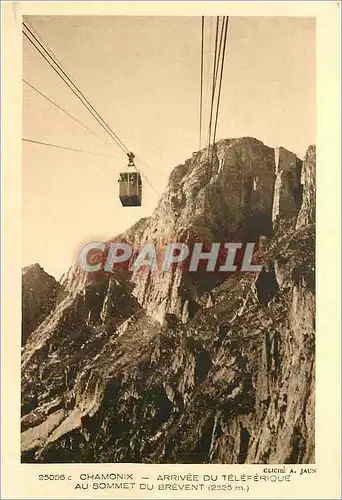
[21,138,315,465]
[116,137,303,321]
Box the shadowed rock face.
[22,264,64,345]
[21,138,315,464]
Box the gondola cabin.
[118,153,142,206]
[119,171,142,206]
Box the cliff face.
[21,138,315,464]
[296,145,316,229]
[122,138,302,322]
[22,264,64,345]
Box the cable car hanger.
[127,152,135,167]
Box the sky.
[23,16,316,279]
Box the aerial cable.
[212,17,221,93]
[207,16,225,165]
[23,17,71,78]
[207,16,225,152]
[211,17,229,160]
[22,138,121,158]
[207,16,228,164]
[206,16,220,191]
[206,16,220,171]
[213,17,226,94]
[23,138,162,199]
[23,28,127,155]
[23,79,113,148]
[199,16,204,151]
[23,19,164,197]
[23,22,129,155]
[23,18,129,154]
[24,138,162,198]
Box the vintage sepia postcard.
[1,1,341,499]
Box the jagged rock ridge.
[21,137,315,464]
[22,264,65,345]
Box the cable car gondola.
[118,152,142,207]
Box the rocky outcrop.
[272,147,303,226]
[125,138,303,322]
[296,145,316,228]
[21,138,315,464]
[22,264,64,345]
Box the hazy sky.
[23,16,315,278]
